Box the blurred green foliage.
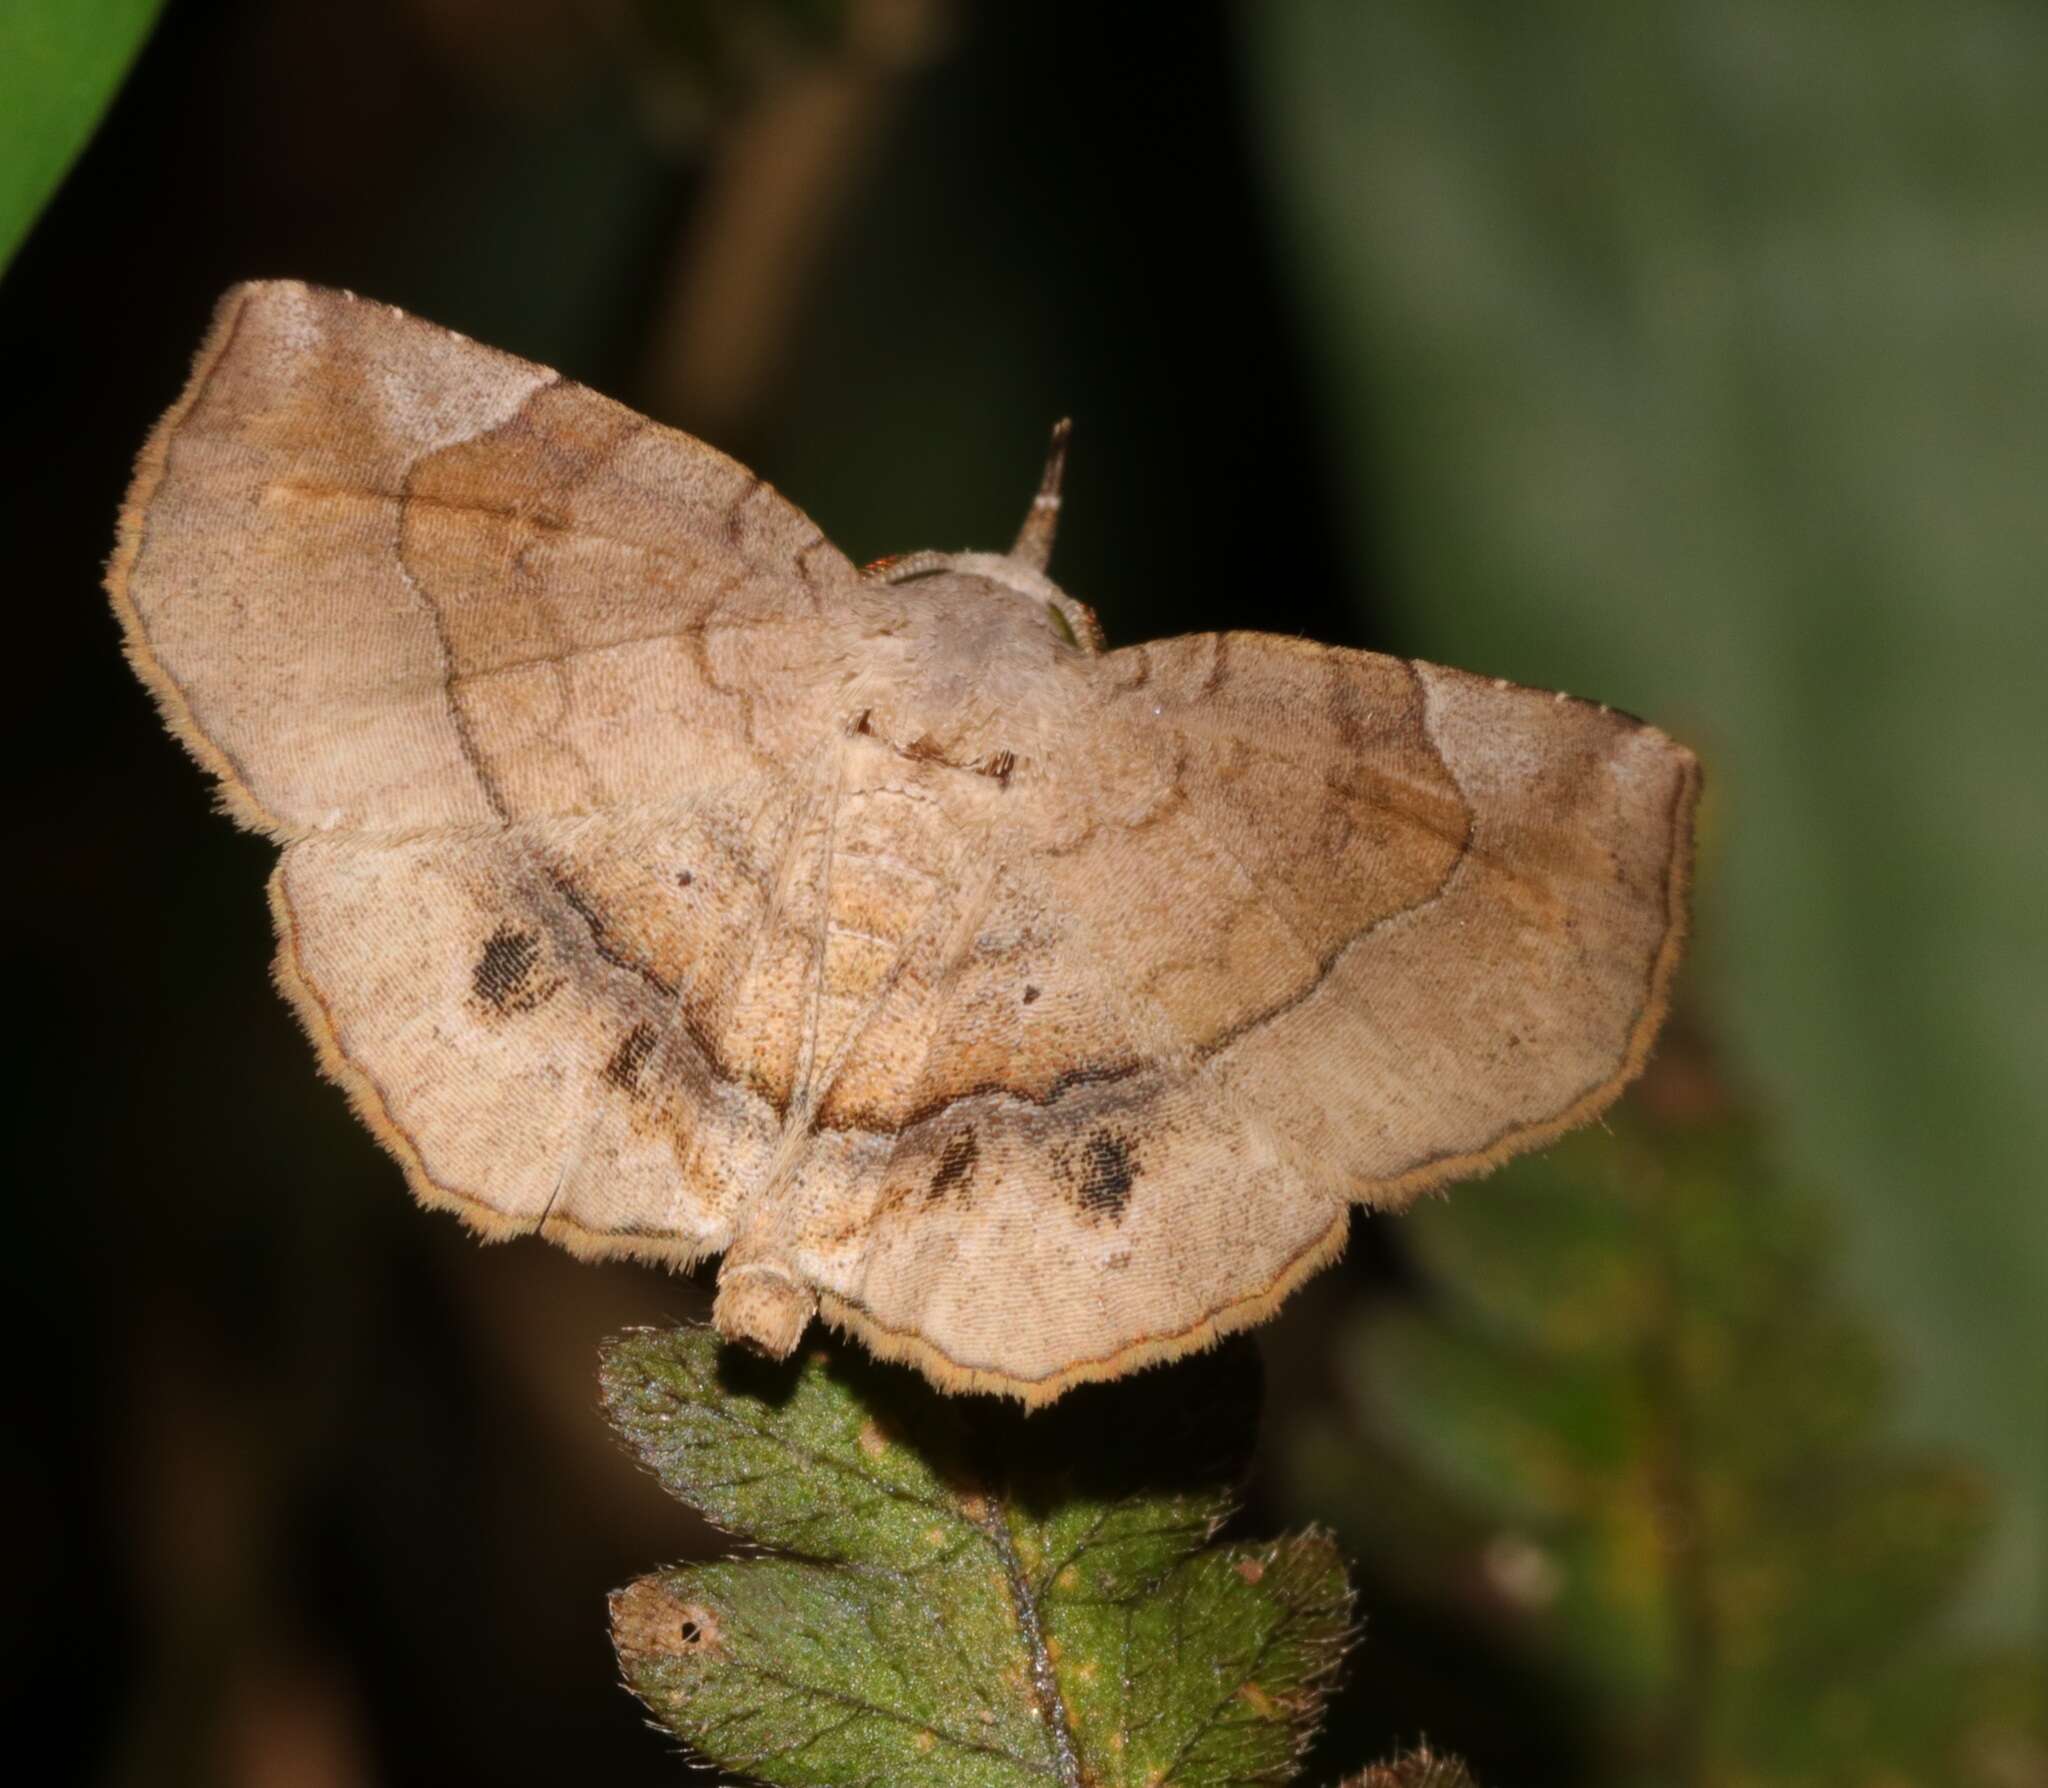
[1248,0,2048,1629]
[1287,1105,2045,1785]
[0,0,164,273]
[601,1329,1356,1786]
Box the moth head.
[869,419,1106,652]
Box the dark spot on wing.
[927,1128,979,1203]
[1022,984,1041,1005]
[676,869,694,887]
[1074,1129,1138,1223]
[472,926,547,1013]
[604,1022,659,1094]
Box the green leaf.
[1286,1098,2046,1786]
[0,0,166,275]
[603,1330,1353,1787]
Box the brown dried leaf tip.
[610,1580,722,1669]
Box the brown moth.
[110,282,1699,1402]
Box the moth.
[111,282,1699,1402]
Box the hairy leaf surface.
[605,1330,1352,1787]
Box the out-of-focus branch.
[635,0,949,433]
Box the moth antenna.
[1009,417,1072,572]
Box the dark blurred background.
[4,3,2043,1784]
